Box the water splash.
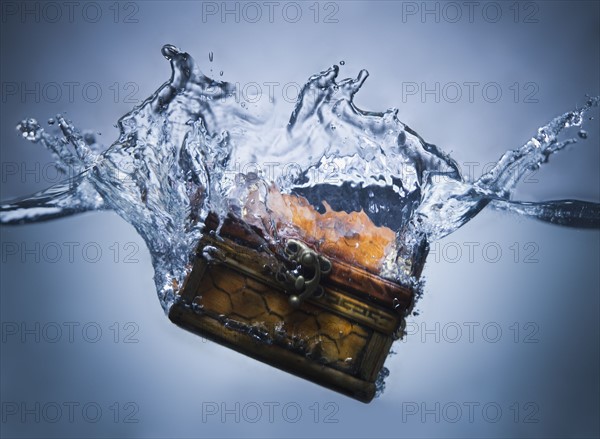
[1,45,598,313]
[375,367,390,398]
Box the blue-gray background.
[1,1,599,438]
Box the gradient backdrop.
[1,1,599,438]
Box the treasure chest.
[168,186,426,403]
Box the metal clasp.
[277,240,332,307]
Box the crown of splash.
[2,44,598,311]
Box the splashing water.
[1,45,599,314]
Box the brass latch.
[276,240,332,307]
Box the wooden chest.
[169,210,422,403]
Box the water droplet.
[16,118,42,142]
[340,60,345,65]
[83,132,96,145]
[47,118,55,125]
[209,51,214,62]
[578,129,588,139]
[219,71,224,76]
[161,44,179,61]
[375,367,390,398]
